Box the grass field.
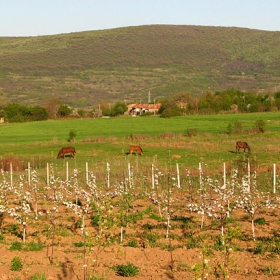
[0,111,279,180]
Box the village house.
[126,103,162,116]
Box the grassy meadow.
[0,111,279,182]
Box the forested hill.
[0,25,280,107]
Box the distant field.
[0,112,279,179]
[0,112,279,144]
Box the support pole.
[273,163,276,194]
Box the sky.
[1,0,279,37]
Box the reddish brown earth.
[0,196,280,279]
[1,245,279,280]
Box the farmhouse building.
[127,103,162,115]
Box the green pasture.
[0,112,279,178]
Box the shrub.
[87,276,105,280]
[227,122,233,134]
[146,232,160,246]
[77,109,86,117]
[73,241,84,247]
[113,263,139,277]
[253,242,266,255]
[90,215,100,226]
[75,218,83,229]
[160,107,182,118]
[126,238,138,248]
[57,104,72,117]
[68,129,77,142]
[10,256,23,271]
[186,128,198,137]
[254,217,266,225]
[25,241,44,251]
[110,102,127,116]
[234,121,244,134]
[255,119,266,133]
[4,103,48,122]
[10,241,22,251]
[28,272,46,280]
[227,121,245,134]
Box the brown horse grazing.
[57,146,76,159]
[129,145,143,155]
[236,141,251,154]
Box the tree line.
[158,88,280,117]
[0,99,73,123]
[2,88,280,122]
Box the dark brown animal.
[129,145,143,155]
[57,146,76,159]
[236,141,251,153]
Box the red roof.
[128,103,161,110]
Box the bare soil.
[0,193,280,280]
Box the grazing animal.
[236,141,251,154]
[129,145,143,155]
[57,146,76,159]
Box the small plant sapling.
[30,169,39,220]
[44,164,69,264]
[63,176,92,280]
[207,175,235,241]
[188,168,213,230]
[213,226,242,279]
[0,169,11,203]
[235,171,275,241]
[147,166,165,217]
[7,175,32,243]
[190,247,211,280]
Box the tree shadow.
[57,258,79,280]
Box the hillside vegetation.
[1,25,280,107]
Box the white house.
[127,103,162,115]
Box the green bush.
[160,107,182,118]
[0,234,4,241]
[73,241,84,247]
[28,272,46,280]
[25,241,44,251]
[4,103,48,122]
[57,104,73,117]
[233,121,244,134]
[255,119,266,133]
[10,256,23,271]
[253,242,266,255]
[7,224,20,233]
[254,217,266,225]
[10,241,22,251]
[186,128,198,137]
[113,263,139,277]
[68,129,77,142]
[126,238,138,248]
[90,215,100,226]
